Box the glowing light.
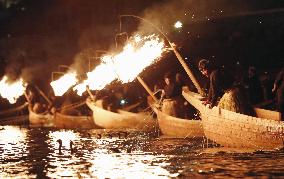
[50,71,78,96]
[74,34,165,95]
[0,76,26,104]
[47,130,81,178]
[0,126,29,178]
[174,21,183,28]
[89,153,179,178]
[110,35,165,83]
[49,130,79,148]
[73,61,118,95]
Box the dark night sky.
[0,0,284,88]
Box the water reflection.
[89,153,179,178]
[47,130,81,178]
[0,126,28,177]
[0,126,283,178]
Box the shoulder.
[210,70,220,78]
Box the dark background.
[0,0,283,93]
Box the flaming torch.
[0,76,26,104]
[73,34,166,96]
[50,70,78,96]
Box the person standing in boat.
[161,72,184,118]
[244,66,264,105]
[198,59,231,108]
[198,59,253,115]
[272,67,284,120]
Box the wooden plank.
[254,108,281,121]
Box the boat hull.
[29,108,54,127]
[183,90,284,150]
[54,112,98,129]
[0,115,29,125]
[0,103,29,126]
[154,106,205,138]
[86,98,158,131]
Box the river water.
[0,125,284,178]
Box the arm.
[272,67,284,92]
[209,71,220,107]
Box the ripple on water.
[0,125,283,178]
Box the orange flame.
[74,34,165,95]
[50,71,78,96]
[0,76,26,104]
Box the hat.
[198,59,210,71]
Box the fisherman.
[244,66,264,105]
[198,59,253,115]
[175,72,192,118]
[198,59,231,108]
[25,84,52,114]
[272,66,284,120]
[161,72,184,118]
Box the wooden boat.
[54,100,98,129]
[182,89,284,150]
[151,104,205,138]
[28,107,54,127]
[29,107,98,129]
[0,115,29,125]
[86,97,158,131]
[54,112,97,129]
[0,102,29,125]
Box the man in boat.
[25,84,50,114]
[198,59,253,115]
[244,66,264,105]
[272,67,284,120]
[198,59,230,108]
[161,72,185,118]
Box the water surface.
[0,125,283,178]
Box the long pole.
[120,15,205,96]
[137,76,158,102]
[34,85,52,106]
[86,86,95,101]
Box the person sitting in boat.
[25,84,51,114]
[161,72,184,118]
[175,72,197,119]
[60,90,83,116]
[272,66,284,120]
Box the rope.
[0,102,28,115]
[59,100,86,111]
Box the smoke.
[0,0,276,86]
[135,0,254,36]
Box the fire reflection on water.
[45,129,179,178]
[89,153,178,178]
[0,126,283,178]
[0,126,28,177]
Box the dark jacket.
[164,82,182,99]
[208,69,233,106]
[274,67,284,113]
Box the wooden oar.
[86,86,95,101]
[137,76,158,102]
[0,102,28,115]
[122,101,142,111]
[34,85,52,106]
[59,100,86,111]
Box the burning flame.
[0,76,26,104]
[50,71,78,96]
[74,34,165,95]
[73,62,117,95]
[174,21,183,28]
